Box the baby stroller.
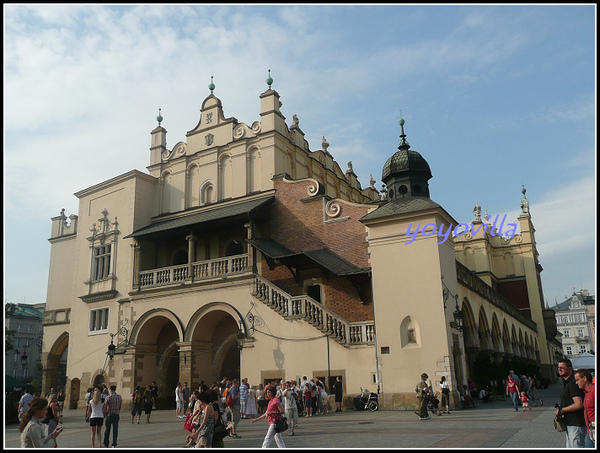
[426,392,440,413]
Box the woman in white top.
[246,385,258,419]
[87,388,105,447]
[20,397,63,448]
[175,382,184,418]
[439,376,450,414]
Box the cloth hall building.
[41,76,561,411]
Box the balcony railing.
[252,274,375,347]
[139,254,249,288]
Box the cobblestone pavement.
[4,385,568,449]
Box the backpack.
[134,391,142,404]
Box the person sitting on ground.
[479,386,491,403]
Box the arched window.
[400,316,420,348]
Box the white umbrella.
[571,352,596,370]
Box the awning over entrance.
[247,238,370,277]
[125,195,275,240]
[6,375,32,392]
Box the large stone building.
[5,303,45,383]
[41,75,560,411]
[554,289,595,358]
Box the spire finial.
[266,69,273,89]
[208,75,215,94]
[156,107,163,126]
[398,110,410,150]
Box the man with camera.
[555,359,586,448]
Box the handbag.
[274,414,288,433]
[553,414,567,432]
[213,423,229,440]
[183,413,194,432]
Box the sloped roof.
[360,197,443,222]
[126,196,274,239]
[247,238,369,276]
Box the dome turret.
[381,115,432,200]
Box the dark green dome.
[381,149,432,183]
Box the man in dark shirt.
[555,359,586,448]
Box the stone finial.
[322,136,329,152]
[369,174,376,189]
[291,114,299,129]
[473,202,481,222]
[347,161,354,174]
[520,185,529,214]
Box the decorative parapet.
[42,308,71,326]
[455,260,537,331]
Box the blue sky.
[4,4,596,308]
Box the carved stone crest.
[205,133,214,146]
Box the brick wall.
[257,177,374,322]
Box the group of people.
[17,387,64,447]
[505,371,544,411]
[180,375,344,448]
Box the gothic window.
[92,244,112,281]
[87,209,119,286]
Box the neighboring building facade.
[554,289,595,358]
[5,303,45,382]
[41,76,559,411]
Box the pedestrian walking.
[556,359,586,448]
[175,382,184,419]
[182,382,190,416]
[240,378,249,419]
[143,388,154,423]
[18,389,34,421]
[131,385,143,424]
[44,393,61,437]
[506,374,519,411]
[415,373,432,419]
[19,397,63,448]
[333,376,343,412]
[528,374,543,406]
[150,381,159,410]
[574,368,595,448]
[246,383,258,419]
[439,376,450,414]
[102,385,122,448]
[251,386,286,448]
[520,392,531,410]
[282,381,299,436]
[84,387,94,421]
[229,379,242,438]
[87,388,105,448]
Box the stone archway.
[129,309,184,409]
[187,303,245,385]
[42,332,69,397]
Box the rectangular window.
[580,345,587,353]
[89,307,109,333]
[564,330,570,337]
[577,329,584,338]
[27,325,32,333]
[566,346,572,355]
[93,244,112,281]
